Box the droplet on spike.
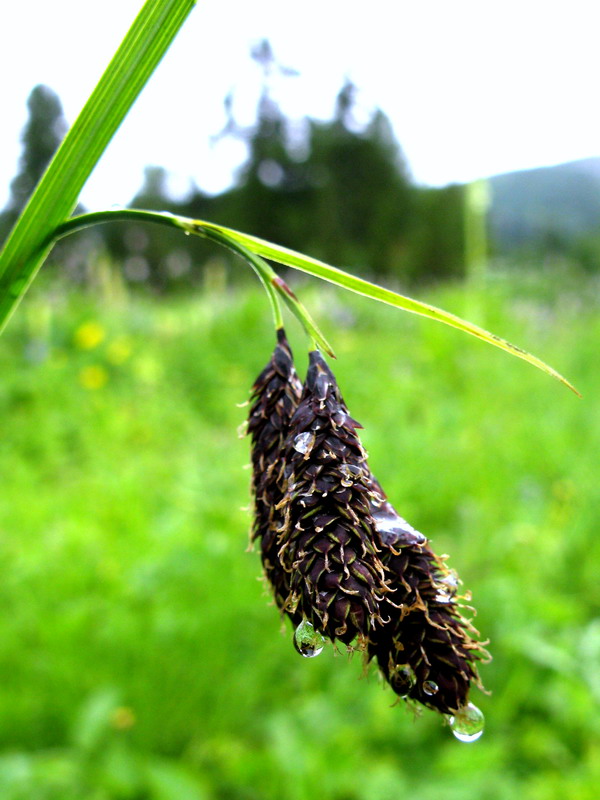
[294,620,325,658]
[439,570,459,588]
[339,464,363,487]
[390,666,415,696]
[372,511,426,547]
[293,432,315,455]
[422,680,439,696]
[448,702,485,742]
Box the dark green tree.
[100,41,469,287]
[305,82,415,275]
[1,85,67,242]
[406,185,467,283]
[209,70,417,279]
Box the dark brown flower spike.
[248,340,488,724]
[365,481,489,715]
[247,329,303,617]
[276,350,389,645]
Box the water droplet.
[423,680,439,696]
[372,511,426,547]
[293,432,315,455]
[440,571,459,588]
[448,702,485,743]
[434,592,453,604]
[390,666,415,696]
[294,620,325,658]
[340,464,363,486]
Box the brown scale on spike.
[365,481,490,715]
[247,329,303,619]
[277,351,389,645]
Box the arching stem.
[50,209,334,355]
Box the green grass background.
[0,267,598,799]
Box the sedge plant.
[0,0,580,744]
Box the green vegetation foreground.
[0,270,597,799]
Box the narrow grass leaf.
[194,220,580,396]
[40,209,580,395]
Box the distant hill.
[488,157,600,248]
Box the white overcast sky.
[1,0,599,210]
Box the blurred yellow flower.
[74,321,106,350]
[106,336,133,365]
[79,365,109,390]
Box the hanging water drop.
[294,620,325,658]
[293,432,315,455]
[390,666,415,696]
[422,680,439,696]
[448,702,485,742]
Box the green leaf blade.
[31,208,580,396]
[195,220,581,396]
[0,0,196,333]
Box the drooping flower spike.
[248,342,489,727]
[364,480,490,715]
[276,350,389,645]
[247,329,303,619]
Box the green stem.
[201,227,284,331]
[199,227,333,354]
[51,209,283,326]
[50,209,182,247]
[271,275,322,353]
[51,209,334,354]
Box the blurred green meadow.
[0,266,598,799]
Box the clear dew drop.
[434,592,453,604]
[422,680,439,696]
[340,464,363,487]
[294,620,325,658]
[448,702,485,743]
[390,667,415,696]
[293,432,315,455]
[440,571,459,588]
[341,464,362,479]
[372,511,426,547]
